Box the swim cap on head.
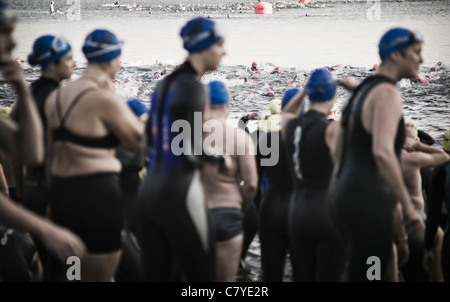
[208,80,230,105]
[252,61,257,67]
[28,35,72,69]
[306,69,336,102]
[443,129,450,152]
[282,88,300,109]
[82,29,123,63]
[269,98,281,114]
[127,99,147,117]
[0,105,12,119]
[378,27,423,61]
[267,90,274,96]
[274,67,280,72]
[0,0,17,26]
[180,17,224,54]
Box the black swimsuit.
[49,87,122,252]
[328,75,405,281]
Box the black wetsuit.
[425,161,450,281]
[328,75,405,281]
[257,129,298,281]
[135,61,222,282]
[23,76,59,216]
[284,110,345,282]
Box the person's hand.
[0,58,27,91]
[246,112,260,120]
[40,221,87,263]
[404,137,419,151]
[397,240,410,268]
[337,77,360,91]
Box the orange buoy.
[255,2,273,15]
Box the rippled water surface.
[1,0,449,282]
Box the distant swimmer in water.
[328,27,424,281]
[369,63,379,72]
[49,1,55,14]
[251,61,258,71]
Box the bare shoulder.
[369,83,401,104]
[91,89,121,105]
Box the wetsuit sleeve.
[424,164,446,249]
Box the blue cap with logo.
[378,27,423,61]
[82,29,123,63]
[180,17,224,54]
[28,35,72,69]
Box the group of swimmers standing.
[0,0,449,282]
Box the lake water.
[2,0,449,282]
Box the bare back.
[46,76,143,177]
[203,121,243,209]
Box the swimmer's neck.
[84,65,115,88]
[375,63,401,83]
[186,55,208,79]
[309,101,335,116]
[209,108,228,121]
[41,69,64,83]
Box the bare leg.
[388,242,399,282]
[216,234,243,282]
[81,250,122,282]
[432,227,444,282]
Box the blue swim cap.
[0,0,17,26]
[378,28,423,61]
[282,88,300,109]
[208,80,230,105]
[28,35,72,69]
[180,17,224,54]
[306,69,336,102]
[82,29,123,63]
[127,99,148,117]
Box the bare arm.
[405,141,449,168]
[237,131,258,212]
[393,202,409,268]
[0,193,86,262]
[99,92,145,150]
[281,88,307,139]
[369,86,421,234]
[325,120,338,150]
[330,119,344,166]
[0,163,8,196]
[337,77,360,92]
[0,59,44,165]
